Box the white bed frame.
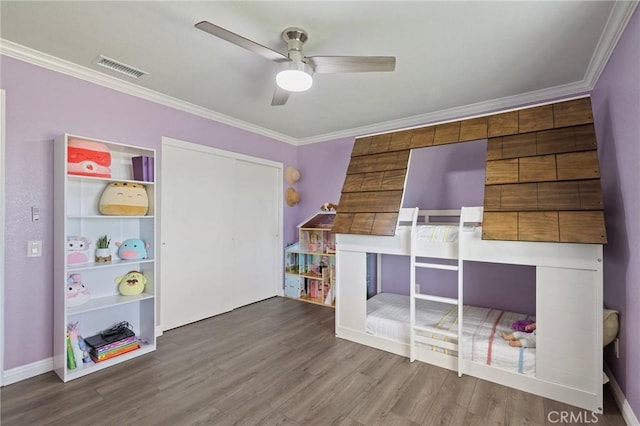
[336,206,604,413]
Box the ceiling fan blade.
[271,85,290,106]
[306,56,396,74]
[195,21,288,63]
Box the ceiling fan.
[195,21,396,106]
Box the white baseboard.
[605,364,639,426]
[2,357,53,386]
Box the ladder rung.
[414,294,458,305]
[414,335,458,352]
[415,262,458,271]
[413,325,458,340]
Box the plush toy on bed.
[116,238,150,260]
[115,270,147,296]
[99,182,149,216]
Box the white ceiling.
[0,1,637,144]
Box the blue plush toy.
[115,238,150,260]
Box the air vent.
[93,55,147,79]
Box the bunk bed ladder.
[409,208,461,364]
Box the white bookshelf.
[54,134,156,382]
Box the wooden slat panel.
[519,155,557,182]
[410,126,435,148]
[388,130,413,152]
[359,172,384,191]
[353,169,406,192]
[538,181,580,210]
[459,117,488,142]
[519,105,554,133]
[574,124,597,150]
[346,156,365,174]
[559,211,607,243]
[502,133,536,159]
[380,169,407,190]
[553,98,593,128]
[351,137,372,157]
[433,122,461,145]
[486,138,503,160]
[482,212,518,240]
[486,159,519,184]
[371,213,398,235]
[338,191,403,213]
[536,127,575,155]
[500,183,538,210]
[483,185,501,210]
[578,179,604,209]
[518,211,560,242]
[331,212,354,234]
[350,213,376,234]
[488,111,519,137]
[368,133,392,154]
[556,151,600,180]
[346,151,409,174]
[342,173,364,192]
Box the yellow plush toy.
[115,271,147,296]
[99,182,149,216]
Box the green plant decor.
[97,235,111,249]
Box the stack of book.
[84,323,140,363]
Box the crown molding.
[583,0,639,89]
[2,0,636,147]
[0,39,299,145]
[297,81,591,144]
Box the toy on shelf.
[95,234,112,263]
[320,202,338,212]
[116,238,150,260]
[99,182,149,216]
[66,273,90,307]
[115,270,147,296]
[67,137,111,178]
[66,236,91,265]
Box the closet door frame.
[159,137,283,330]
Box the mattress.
[415,224,459,243]
[366,293,536,375]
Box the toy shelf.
[54,133,157,382]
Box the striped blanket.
[366,293,536,375]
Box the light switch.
[32,206,40,222]
[27,240,42,257]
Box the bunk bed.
[335,207,604,413]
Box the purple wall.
[384,140,536,314]
[294,138,353,234]
[0,56,301,370]
[592,6,640,416]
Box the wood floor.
[1,297,626,425]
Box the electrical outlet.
[27,240,42,257]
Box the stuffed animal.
[67,236,91,264]
[67,138,111,178]
[99,182,149,216]
[66,274,90,307]
[116,238,150,260]
[320,202,338,212]
[115,271,147,296]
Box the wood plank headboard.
[333,97,607,244]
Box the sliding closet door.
[161,141,236,330]
[232,159,281,308]
[161,138,282,331]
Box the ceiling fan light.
[276,62,313,92]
